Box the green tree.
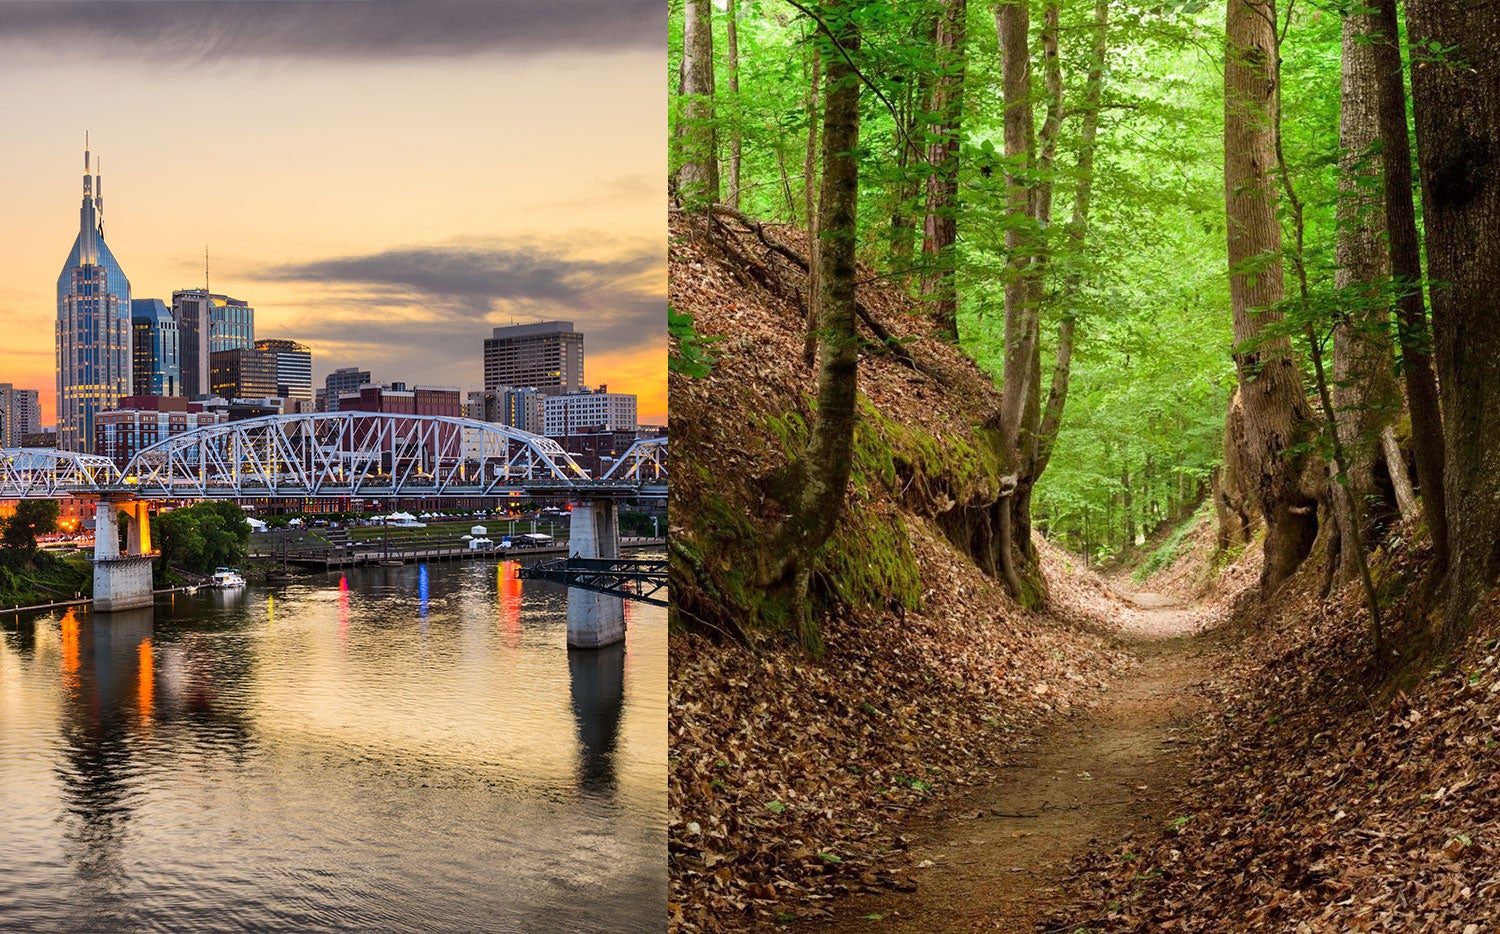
[156,501,249,574]
[2,500,60,556]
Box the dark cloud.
[249,238,665,390]
[0,1,661,61]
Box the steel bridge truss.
[120,412,592,499]
[0,449,122,497]
[600,436,667,483]
[519,556,668,606]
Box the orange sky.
[0,2,666,425]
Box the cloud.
[249,237,665,391]
[0,1,662,61]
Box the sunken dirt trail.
[815,591,1224,932]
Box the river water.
[0,557,666,932]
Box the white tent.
[471,525,488,536]
[244,517,268,531]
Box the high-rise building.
[254,338,313,412]
[131,299,181,398]
[209,348,280,401]
[0,384,42,448]
[543,386,636,436]
[56,141,132,451]
[322,366,371,412]
[211,297,254,351]
[173,289,255,396]
[483,321,583,393]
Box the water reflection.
[53,609,151,924]
[569,642,625,795]
[0,558,666,932]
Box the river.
[0,557,666,932]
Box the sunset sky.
[0,0,666,425]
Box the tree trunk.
[1330,5,1401,586]
[992,0,1045,607]
[1372,0,1448,570]
[1033,0,1109,483]
[1381,425,1419,522]
[919,0,968,339]
[1225,0,1319,592]
[726,0,742,211]
[803,45,822,368]
[890,12,936,283]
[767,0,864,648]
[1405,0,1500,648]
[678,0,719,207]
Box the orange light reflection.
[498,561,522,647]
[59,608,80,690]
[138,638,155,726]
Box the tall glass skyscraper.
[56,141,131,452]
[131,299,181,397]
[173,289,255,397]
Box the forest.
[669,0,1499,929]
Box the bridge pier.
[93,498,155,612]
[566,500,625,648]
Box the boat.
[208,568,247,589]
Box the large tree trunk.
[678,0,719,207]
[1225,0,1319,592]
[919,0,968,339]
[766,0,863,647]
[1405,0,1500,648]
[992,0,1046,607]
[1372,0,1448,570]
[1330,6,1401,586]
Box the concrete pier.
[93,499,156,612]
[565,501,626,648]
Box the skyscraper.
[483,321,583,393]
[56,140,132,451]
[254,338,313,412]
[173,289,255,397]
[209,348,280,402]
[131,299,181,398]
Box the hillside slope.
[668,212,1139,930]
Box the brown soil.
[809,592,1224,932]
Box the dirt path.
[811,592,1221,932]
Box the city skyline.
[0,0,666,426]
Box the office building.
[0,384,42,448]
[56,142,132,451]
[255,338,313,412]
[131,299,181,398]
[543,386,637,436]
[483,321,583,393]
[174,289,255,396]
[322,366,371,412]
[210,348,280,401]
